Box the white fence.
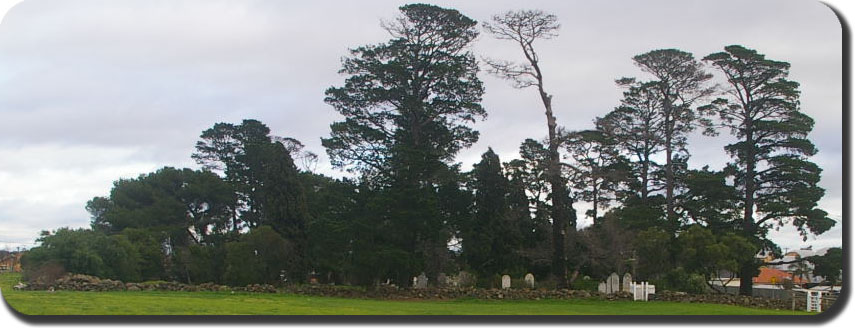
[629,281,655,301]
[806,291,823,312]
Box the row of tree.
[21,4,836,295]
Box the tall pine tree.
[702,45,835,295]
[626,49,714,234]
[323,4,484,285]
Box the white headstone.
[598,282,606,293]
[501,275,511,289]
[524,273,535,289]
[622,273,633,292]
[607,272,620,294]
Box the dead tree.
[483,10,574,288]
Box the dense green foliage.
[322,3,484,181]
[22,228,142,283]
[321,3,485,286]
[806,248,842,286]
[463,149,529,282]
[19,4,836,298]
[224,226,295,286]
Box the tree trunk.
[738,260,754,296]
[592,183,599,224]
[740,127,757,296]
[640,154,650,203]
[549,159,569,288]
[664,108,677,233]
[665,133,675,229]
[540,91,571,289]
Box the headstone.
[622,273,633,292]
[524,273,535,289]
[598,282,606,293]
[437,273,448,287]
[415,272,428,289]
[457,271,476,287]
[607,272,620,294]
[412,276,418,287]
[501,274,511,289]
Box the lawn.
[0,273,811,316]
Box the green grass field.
[0,273,811,315]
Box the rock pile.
[123,281,199,292]
[197,282,231,292]
[24,274,124,292]
[242,283,277,293]
[287,285,613,301]
[655,290,805,310]
[22,274,277,294]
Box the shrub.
[536,277,558,290]
[654,267,708,294]
[571,277,600,292]
[21,228,142,282]
[21,260,65,284]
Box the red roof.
[753,267,806,284]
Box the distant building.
[765,247,832,284]
[753,267,807,285]
[0,252,23,273]
[710,248,840,299]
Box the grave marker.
[622,273,632,292]
[607,272,620,294]
[415,273,428,289]
[501,275,511,289]
[524,273,535,289]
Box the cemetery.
[0,1,842,318]
[4,271,824,313]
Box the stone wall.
[655,290,806,311]
[17,274,815,311]
[20,274,276,294]
[291,285,625,301]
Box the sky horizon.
[0,0,843,253]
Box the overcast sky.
[0,0,843,253]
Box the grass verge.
[0,273,812,315]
